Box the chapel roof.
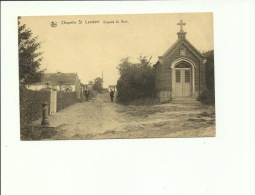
[167,39,203,58]
[154,20,205,67]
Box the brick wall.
[155,63,172,92]
[155,41,205,94]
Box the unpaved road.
[33,92,215,140]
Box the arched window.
[175,62,191,68]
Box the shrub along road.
[33,92,215,140]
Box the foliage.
[18,17,44,85]
[61,85,73,92]
[21,126,59,141]
[116,56,155,102]
[123,97,160,106]
[92,77,103,93]
[19,85,51,129]
[197,89,215,105]
[197,50,215,105]
[88,89,98,98]
[88,80,94,86]
[57,91,78,111]
[204,50,214,91]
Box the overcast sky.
[21,12,213,87]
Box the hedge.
[20,87,78,129]
[197,89,215,105]
[20,85,51,129]
[57,91,77,111]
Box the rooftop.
[35,72,79,85]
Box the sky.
[20,13,213,88]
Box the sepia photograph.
[19,13,215,140]
[3,1,255,195]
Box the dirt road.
[33,92,215,140]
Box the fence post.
[41,102,50,125]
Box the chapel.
[154,20,207,103]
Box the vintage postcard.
[18,13,215,140]
[3,2,253,195]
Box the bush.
[57,91,77,111]
[101,89,109,94]
[203,50,215,91]
[20,85,51,129]
[92,77,103,93]
[116,56,155,102]
[198,50,215,105]
[197,89,215,105]
[121,96,160,106]
[89,89,98,98]
[21,126,59,140]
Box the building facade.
[154,20,207,103]
[26,72,81,99]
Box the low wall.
[57,91,77,111]
[19,86,51,128]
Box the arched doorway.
[171,58,196,98]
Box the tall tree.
[18,17,44,85]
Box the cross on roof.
[177,19,186,32]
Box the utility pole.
[102,70,104,88]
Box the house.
[26,72,81,99]
[108,85,117,92]
[154,20,207,103]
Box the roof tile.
[36,73,79,85]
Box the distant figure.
[110,89,114,102]
[84,89,90,101]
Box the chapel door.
[175,69,191,97]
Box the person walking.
[85,89,90,101]
[110,89,114,102]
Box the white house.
[26,72,81,99]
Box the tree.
[18,17,44,85]
[204,50,214,91]
[197,50,215,105]
[88,80,94,86]
[116,56,155,102]
[92,77,103,93]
